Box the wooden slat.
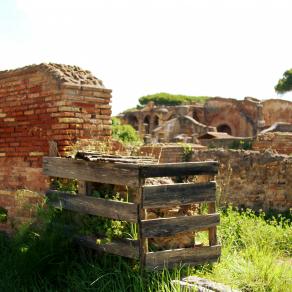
[139,161,218,178]
[43,157,140,187]
[142,181,216,208]
[145,245,221,269]
[46,190,138,222]
[141,214,220,238]
[76,236,139,259]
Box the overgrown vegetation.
[275,68,292,93]
[0,205,291,291]
[0,207,7,223]
[111,117,141,145]
[138,93,210,106]
[228,139,253,150]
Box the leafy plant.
[229,139,253,150]
[112,117,141,145]
[0,207,7,223]
[275,68,292,93]
[138,92,210,106]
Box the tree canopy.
[275,69,292,93]
[138,92,210,106]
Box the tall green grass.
[0,207,291,291]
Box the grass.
[0,207,291,291]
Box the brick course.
[0,63,112,231]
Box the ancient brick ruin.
[120,97,292,143]
[0,63,111,230]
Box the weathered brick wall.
[253,132,292,155]
[0,63,111,231]
[139,144,206,162]
[140,145,292,212]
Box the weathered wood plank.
[208,202,218,246]
[139,161,218,178]
[142,181,216,208]
[43,157,140,187]
[76,236,139,259]
[141,214,220,238]
[145,245,221,269]
[46,190,138,222]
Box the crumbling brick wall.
[140,145,292,212]
[0,63,111,230]
[253,132,292,155]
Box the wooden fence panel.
[46,190,138,223]
[141,214,220,238]
[43,157,140,187]
[145,245,221,269]
[139,161,218,178]
[142,181,216,208]
[77,236,139,259]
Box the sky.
[0,0,292,115]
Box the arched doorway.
[128,115,139,130]
[153,115,159,129]
[217,124,232,135]
[144,115,151,134]
[193,111,199,121]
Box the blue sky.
[0,0,292,114]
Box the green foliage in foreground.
[139,93,210,106]
[111,117,141,145]
[275,68,292,93]
[0,207,291,291]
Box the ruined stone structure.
[0,63,111,231]
[120,97,292,142]
[140,145,292,212]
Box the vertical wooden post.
[208,202,217,246]
[78,181,93,196]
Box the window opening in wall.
[144,115,150,134]
[217,124,232,135]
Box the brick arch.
[217,124,232,135]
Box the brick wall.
[0,63,111,231]
[140,144,292,212]
[253,132,292,155]
[139,144,206,162]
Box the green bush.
[138,92,210,106]
[111,118,141,145]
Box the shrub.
[111,118,141,145]
[138,92,210,106]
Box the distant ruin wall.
[140,145,292,212]
[0,64,112,231]
[253,132,292,155]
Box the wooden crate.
[43,155,220,270]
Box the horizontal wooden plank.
[46,190,138,222]
[139,161,218,178]
[142,181,216,208]
[146,245,221,269]
[43,157,140,187]
[76,236,139,259]
[141,214,220,238]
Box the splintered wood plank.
[76,236,139,259]
[139,161,218,178]
[145,245,221,269]
[142,181,216,208]
[46,190,138,222]
[43,157,140,187]
[141,214,220,238]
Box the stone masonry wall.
[140,145,292,212]
[253,132,292,155]
[0,64,111,231]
